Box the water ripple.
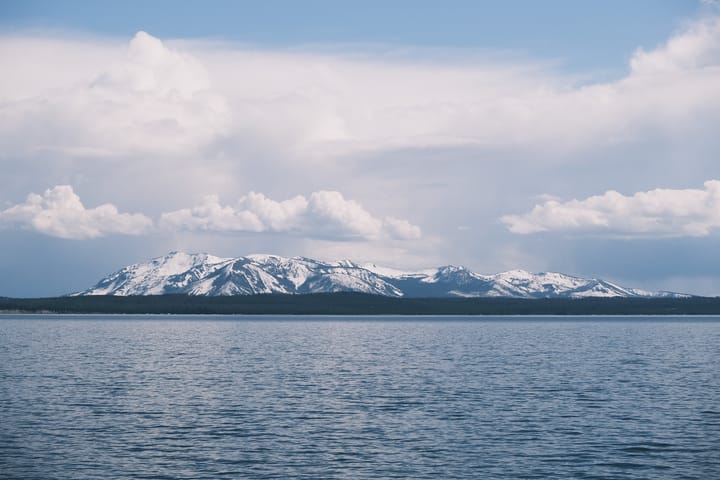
[1,316,719,479]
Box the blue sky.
[1,1,719,296]
[0,0,701,72]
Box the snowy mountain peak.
[494,269,534,279]
[336,259,359,268]
[245,253,286,262]
[75,252,691,299]
[437,265,467,273]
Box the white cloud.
[0,18,718,278]
[630,17,720,74]
[0,31,228,159]
[0,186,420,242]
[160,190,421,240]
[158,193,307,234]
[501,180,720,237]
[306,190,383,239]
[1,18,718,167]
[95,31,211,97]
[0,185,152,239]
[193,16,720,155]
[382,216,423,241]
[242,192,309,231]
[156,194,266,233]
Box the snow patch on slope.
[75,252,691,299]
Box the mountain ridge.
[74,251,690,299]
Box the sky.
[0,0,719,297]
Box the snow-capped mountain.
[75,251,689,298]
[76,252,402,297]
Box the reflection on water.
[1,316,719,479]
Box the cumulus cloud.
[305,191,383,239]
[196,16,720,155]
[160,190,421,240]
[0,18,718,277]
[0,186,419,242]
[2,17,719,166]
[630,17,720,74]
[501,180,720,237]
[158,193,305,233]
[95,31,211,97]
[0,31,228,159]
[382,216,424,241]
[0,185,153,239]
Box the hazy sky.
[1,1,719,296]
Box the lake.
[1,315,719,479]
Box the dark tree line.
[2,293,720,315]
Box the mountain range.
[74,251,688,298]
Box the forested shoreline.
[2,294,720,315]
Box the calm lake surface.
[1,315,719,479]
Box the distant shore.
[2,293,720,316]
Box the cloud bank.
[0,186,420,242]
[1,18,719,166]
[0,31,228,159]
[1,15,719,292]
[160,190,421,240]
[0,185,152,239]
[501,180,720,237]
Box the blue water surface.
[1,315,719,479]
